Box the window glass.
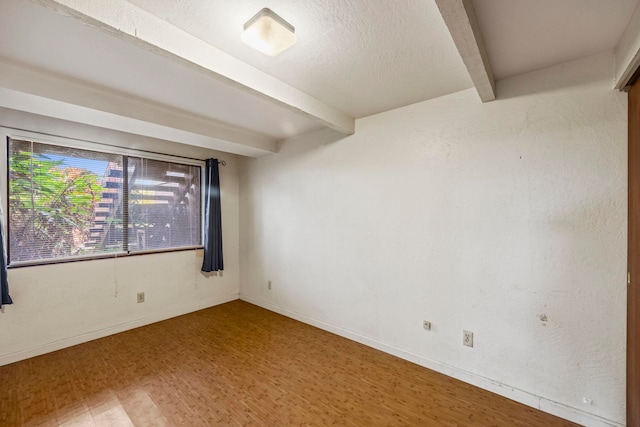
[7,137,201,266]
[128,157,201,251]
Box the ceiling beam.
[0,60,278,157]
[435,0,496,102]
[30,0,355,135]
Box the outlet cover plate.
[463,330,473,347]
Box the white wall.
[0,110,241,366]
[239,51,627,427]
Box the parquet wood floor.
[0,300,580,426]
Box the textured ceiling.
[474,0,639,79]
[0,0,322,141]
[126,0,474,118]
[0,0,638,156]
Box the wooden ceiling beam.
[32,0,355,135]
[436,0,496,102]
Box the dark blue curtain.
[1,218,12,309]
[201,158,224,272]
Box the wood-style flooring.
[0,300,580,426]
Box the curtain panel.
[201,158,224,272]
[1,206,13,308]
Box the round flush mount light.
[241,8,296,57]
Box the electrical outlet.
[268,280,272,290]
[137,292,145,303]
[463,330,473,347]
[423,320,431,330]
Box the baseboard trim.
[0,293,240,367]
[240,294,622,427]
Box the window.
[5,134,202,266]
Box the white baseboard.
[240,294,623,427]
[0,293,240,367]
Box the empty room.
[0,0,638,426]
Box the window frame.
[1,128,206,268]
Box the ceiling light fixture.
[241,8,296,57]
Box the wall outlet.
[423,320,431,330]
[463,330,473,347]
[268,280,272,290]
[137,292,145,303]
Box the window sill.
[7,246,205,269]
